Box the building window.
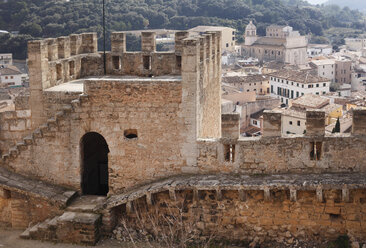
[297,83,299,87]
[289,121,293,125]
[296,92,299,97]
[297,121,300,126]
[316,92,319,95]
[224,144,235,163]
[316,84,319,87]
[143,56,152,70]
[323,83,326,87]
[124,129,138,139]
[271,85,274,93]
[226,43,229,47]
[69,61,75,76]
[310,142,322,161]
[5,76,8,79]
[176,55,182,69]
[253,120,257,125]
[56,64,62,80]
[302,85,304,88]
[10,76,13,79]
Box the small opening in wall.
[69,61,75,77]
[224,144,235,162]
[112,56,121,70]
[329,213,341,221]
[56,63,62,80]
[176,55,182,69]
[124,129,138,139]
[310,142,322,160]
[143,55,151,70]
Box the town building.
[269,69,331,105]
[307,44,332,57]
[222,74,270,95]
[189,26,236,52]
[243,21,308,65]
[0,65,23,87]
[0,53,12,67]
[281,94,343,135]
[335,59,352,84]
[310,59,335,82]
[345,38,366,51]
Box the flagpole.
[103,0,106,75]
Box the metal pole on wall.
[103,0,106,75]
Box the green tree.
[332,117,341,133]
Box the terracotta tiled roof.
[222,74,269,84]
[268,69,330,84]
[0,66,22,76]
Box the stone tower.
[244,20,257,46]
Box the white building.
[0,66,23,87]
[189,26,236,52]
[310,59,335,82]
[269,69,330,106]
[345,38,366,51]
[307,44,332,57]
[0,54,12,67]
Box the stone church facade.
[0,30,365,246]
[243,21,308,66]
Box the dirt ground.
[0,229,147,248]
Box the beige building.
[282,94,343,134]
[243,22,308,65]
[310,59,335,82]
[222,74,270,95]
[189,26,236,52]
[335,59,352,85]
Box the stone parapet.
[306,110,325,136]
[263,110,281,137]
[221,113,240,140]
[352,108,366,135]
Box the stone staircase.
[0,94,87,165]
[20,195,105,245]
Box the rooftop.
[0,66,22,75]
[269,69,330,84]
[310,59,335,66]
[292,94,329,109]
[45,75,182,93]
[222,74,269,84]
[252,37,286,47]
[189,26,235,32]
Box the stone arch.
[80,132,110,196]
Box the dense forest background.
[0,0,365,59]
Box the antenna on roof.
[103,0,106,75]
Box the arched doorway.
[80,132,109,196]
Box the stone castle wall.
[118,188,366,244]
[0,188,62,229]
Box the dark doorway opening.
[81,132,109,196]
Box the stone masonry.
[0,29,365,246]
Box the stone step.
[56,211,102,245]
[19,227,31,239]
[66,195,106,213]
[28,223,41,239]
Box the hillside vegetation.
[0,0,364,59]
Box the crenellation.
[306,110,325,136]
[69,34,82,56]
[57,36,71,59]
[262,110,282,137]
[110,32,126,53]
[174,31,189,55]
[221,113,240,140]
[352,108,366,135]
[45,38,58,61]
[141,32,156,53]
[81,33,98,54]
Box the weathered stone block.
[306,110,325,136]
[352,108,366,135]
[263,110,281,137]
